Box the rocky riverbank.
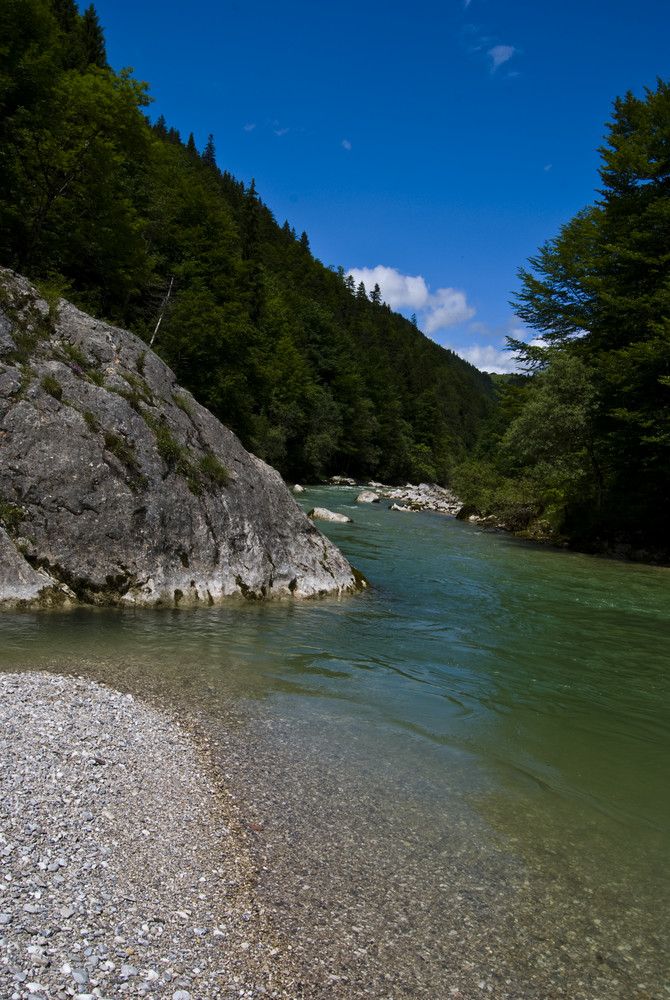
[0,672,301,1000]
[321,478,462,516]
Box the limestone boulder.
[307,508,353,524]
[0,269,363,607]
[356,490,380,503]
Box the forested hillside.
[0,0,493,484]
[453,79,670,559]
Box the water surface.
[2,485,668,998]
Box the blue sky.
[95,0,670,372]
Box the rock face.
[0,269,362,607]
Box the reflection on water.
[1,485,669,997]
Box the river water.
[1,485,669,999]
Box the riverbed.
[1,485,668,999]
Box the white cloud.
[347,265,429,309]
[341,139,352,151]
[451,343,520,374]
[345,265,475,333]
[424,288,475,333]
[274,127,289,136]
[453,318,533,373]
[488,44,516,71]
[343,272,538,374]
[243,123,256,131]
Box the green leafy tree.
[0,0,61,119]
[509,78,670,550]
[501,354,603,516]
[3,66,151,298]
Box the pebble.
[0,672,300,999]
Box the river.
[1,485,668,999]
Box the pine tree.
[509,77,670,548]
[79,5,108,68]
[241,179,260,259]
[202,133,216,166]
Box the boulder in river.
[0,269,363,607]
[356,490,380,503]
[307,508,354,524]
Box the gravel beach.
[0,672,301,1000]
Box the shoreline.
[1,642,667,999]
[0,671,300,1000]
[312,480,670,567]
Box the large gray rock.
[0,269,364,608]
[307,508,353,523]
[355,490,380,503]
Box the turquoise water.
[1,485,669,998]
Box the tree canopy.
[0,0,494,485]
[456,79,670,557]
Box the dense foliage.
[453,79,670,557]
[0,0,493,484]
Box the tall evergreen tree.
[507,78,670,549]
[241,178,260,259]
[79,4,108,68]
[202,133,216,166]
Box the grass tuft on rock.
[41,374,63,400]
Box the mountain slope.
[0,0,494,485]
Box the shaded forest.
[3,1,667,558]
[453,79,670,559]
[0,0,494,485]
